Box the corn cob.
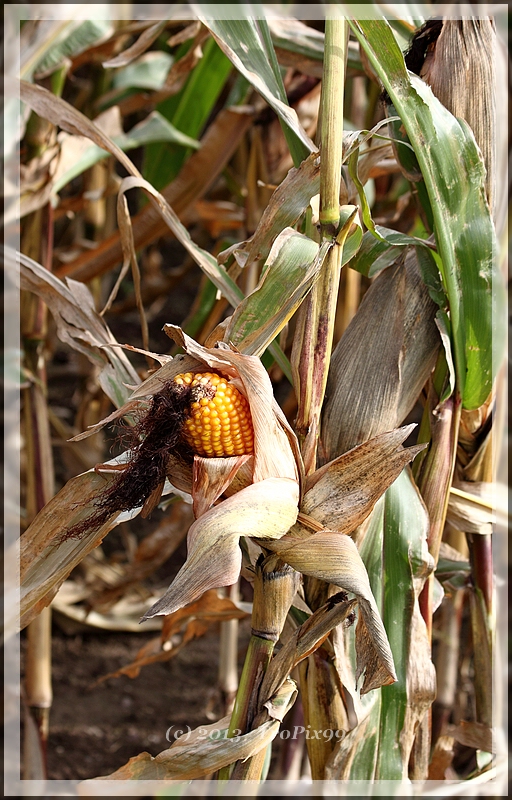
[174,372,254,458]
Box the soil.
[22,613,253,781]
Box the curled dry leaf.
[303,424,426,533]
[262,530,396,694]
[14,249,140,408]
[141,477,300,621]
[102,20,169,68]
[94,590,250,684]
[78,718,280,785]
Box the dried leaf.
[78,718,279,784]
[141,477,300,620]
[259,593,358,707]
[303,426,426,533]
[57,105,254,283]
[263,530,396,693]
[448,720,495,754]
[19,79,141,179]
[18,463,138,629]
[115,174,243,310]
[447,482,494,535]
[103,20,168,68]
[14,249,139,408]
[322,248,440,458]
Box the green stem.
[319,16,348,236]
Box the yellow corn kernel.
[174,372,254,457]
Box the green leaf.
[350,18,502,409]
[32,20,113,77]
[348,226,435,279]
[197,12,315,166]
[226,229,322,356]
[353,470,434,780]
[434,310,456,405]
[144,37,233,190]
[111,51,174,92]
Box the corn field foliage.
[8,3,507,796]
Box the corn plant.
[12,3,506,794]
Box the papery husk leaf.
[78,717,279,785]
[447,483,494,535]
[304,425,425,533]
[14,249,139,408]
[192,455,252,518]
[322,248,439,458]
[263,530,396,693]
[141,477,299,620]
[71,326,299,495]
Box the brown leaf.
[322,249,440,459]
[77,718,279,785]
[448,720,495,754]
[18,466,133,629]
[102,20,169,68]
[303,425,426,533]
[161,589,250,642]
[259,593,358,707]
[263,530,396,693]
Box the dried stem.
[292,15,349,476]
[21,210,55,777]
